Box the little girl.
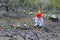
[33,10,44,28]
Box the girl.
[33,10,44,32]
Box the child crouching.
[33,10,44,31]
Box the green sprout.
[3,25,10,29]
[28,21,33,28]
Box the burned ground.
[0,13,60,40]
